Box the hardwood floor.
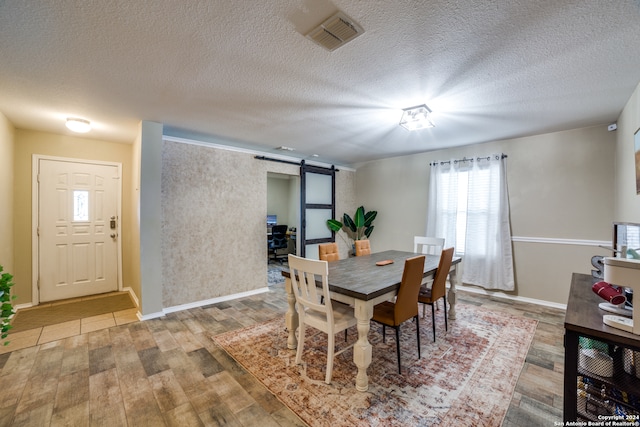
[0,283,565,426]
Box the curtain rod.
[254,155,301,166]
[429,153,507,167]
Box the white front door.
[38,158,120,302]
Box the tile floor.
[2,294,139,354]
[0,283,566,426]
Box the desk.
[282,249,461,392]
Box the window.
[426,155,514,291]
[73,190,89,221]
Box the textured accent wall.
[160,140,355,308]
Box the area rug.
[213,303,537,426]
[10,292,135,332]
[267,265,286,286]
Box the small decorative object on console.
[592,281,627,305]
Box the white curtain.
[426,155,514,291]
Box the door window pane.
[305,208,333,240]
[305,243,320,260]
[305,173,332,205]
[73,190,89,221]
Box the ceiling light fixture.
[65,118,92,133]
[278,146,295,151]
[399,105,434,131]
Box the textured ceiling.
[1,1,640,167]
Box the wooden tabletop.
[283,250,461,301]
[565,272,640,349]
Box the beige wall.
[355,125,616,304]
[614,80,640,221]
[161,139,356,308]
[128,126,142,302]
[12,129,134,305]
[0,113,14,277]
[267,175,292,226]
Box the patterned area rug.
[267,265,286,286]
[213,303,537,426]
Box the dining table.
[282,249,461,392]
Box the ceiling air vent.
[306,11,364,51]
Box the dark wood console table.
[564,272,640,422]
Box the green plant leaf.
[364,225,374,238]
[364,210,377,226]
[326,219,343,232]
[354,206,365,228]
[0,265,15,347]
[343,213,356,232]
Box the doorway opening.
[266,172,299,287]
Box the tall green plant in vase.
[326,206,377,253]
[0,265,16,345]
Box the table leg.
[353,300,373,392]
[284,277,298,350]
[447,265,459,320]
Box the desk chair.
[319,242,340,262]
[355,239,371,256]
[372,255,425,374]
[288,254,357,384]
[269,225,288,263]
[418,247,454,342]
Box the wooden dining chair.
[371,255,426,374]
[413,236,444,256]
[355,239,371,256]
[288,254,357,384]
[319,242,340,262]
[418,247,454,342]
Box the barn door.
[299,162,335,259]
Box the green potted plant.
[0,265,16,345]
[326,206,377,254]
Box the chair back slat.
[413,236,444,256]
[288,255,333,324]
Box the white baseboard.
[138,286,271,321]
[122,287,139,307]
[121,287,144,320]
[14,302,34,311]
[456,284,567,310]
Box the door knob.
[110,233,117,238]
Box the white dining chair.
[288,254,357,384]
[413,236,446,310]
[413,236,445,256]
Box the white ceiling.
[1,1,640,167]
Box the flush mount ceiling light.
[65,118,91,133]
[399,105,434,131]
